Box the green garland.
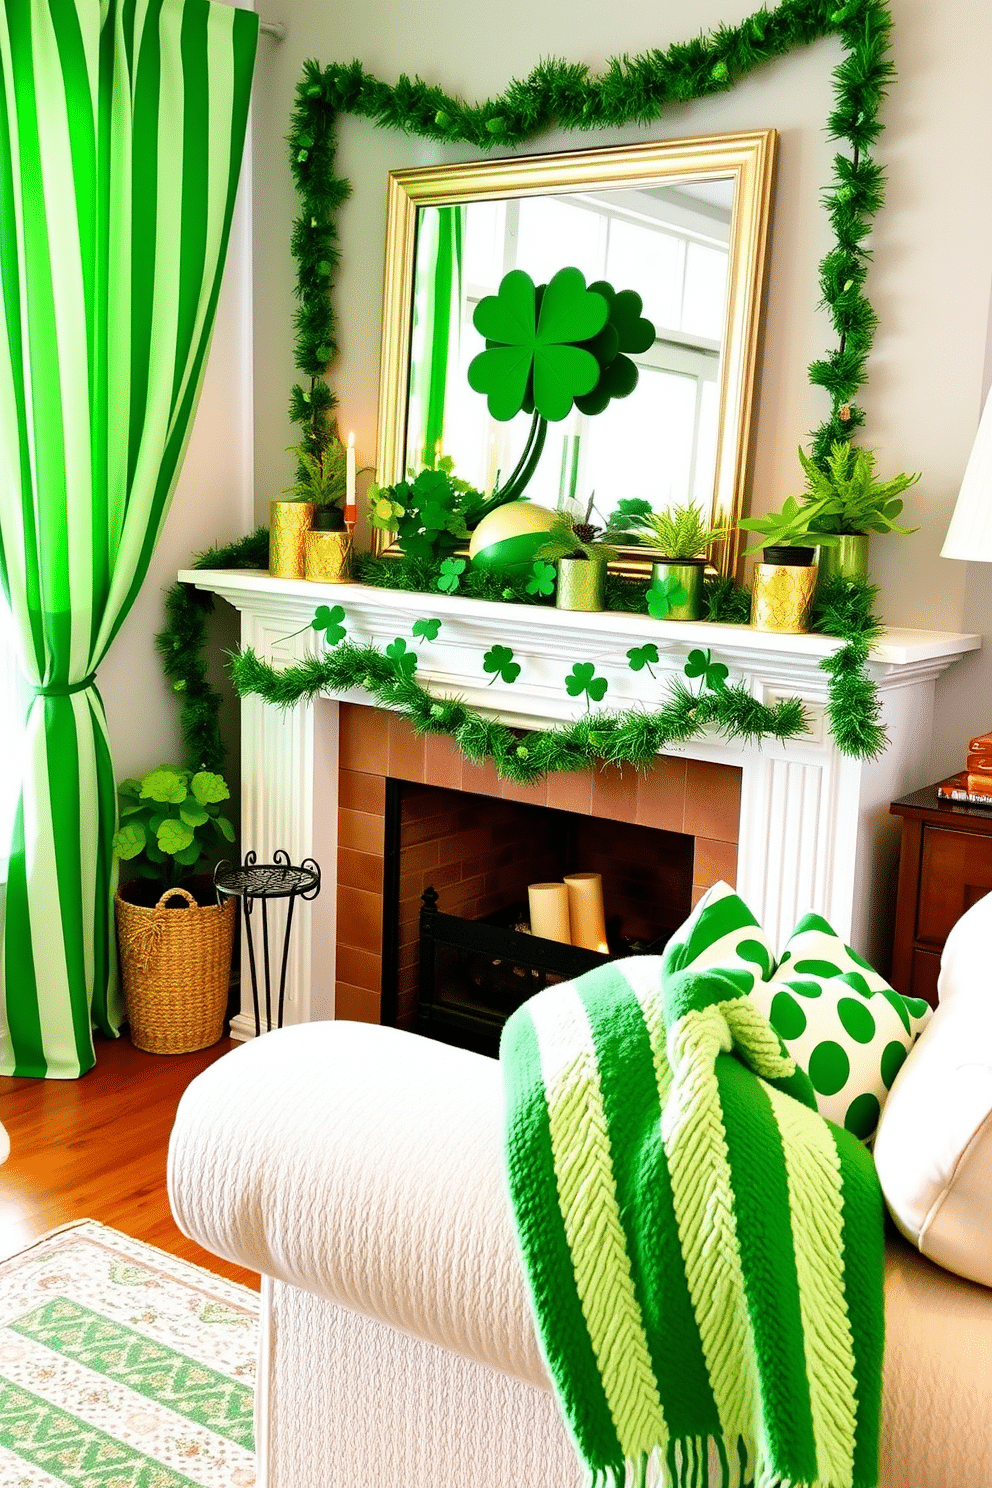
[288,0,894,463]
[155,529,269,772]
[154,533,887,769]
[230,636,810,785]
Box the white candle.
[345,431,357,527]
[528,882,572,945]
[564,872,608,953]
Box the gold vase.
[305,529,352,583]
[751,560,819,633]
[555,554,605,611]
[269,501,314,579]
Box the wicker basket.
[115,884,236,1054]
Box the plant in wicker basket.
[112,764,237,1055]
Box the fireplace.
[335,704,740,1027]
[177,569,978,1039]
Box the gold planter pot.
[556,554,605,612]
[305,529,352,583]
[751,559,819,633]
[650,559,706,621]
[816,533,869,585]
[269,500,314,579]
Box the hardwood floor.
[0,1031,260,1291]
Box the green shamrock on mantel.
[525,560,557,597]
[483,645,521,685]
[565,661,609,708]
[627,642,660,678]
[437,557,466,594]
[684,647,729,692]
[412,618,442,645]
[311,604,347,645]
[468,267,606,423]
[385,637,417,679]
[646,575,689,620]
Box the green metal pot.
[650,559,706,621]
[816,533,869,585]
[556,554,605,611]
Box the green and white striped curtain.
[0,0,257,1077]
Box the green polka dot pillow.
[662,880,776,984]
[748,910,932,1140]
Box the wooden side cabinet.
[890,784,992,1007]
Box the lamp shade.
[942,389,992,561]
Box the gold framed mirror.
[375,130,777,577]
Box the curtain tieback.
[32,674,97,698]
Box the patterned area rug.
[0,1221,258,1487]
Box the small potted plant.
[739,441,920,582]
[534,497,618,611]
[607,498,731,620]
[113,764,237,1054]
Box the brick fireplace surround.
[334,703,742,1025]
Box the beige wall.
[100,0,992,792]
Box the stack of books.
[937,730,992,806]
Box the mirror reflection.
[376,133,777,574]
[407,181,734,526]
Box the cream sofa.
[169,983,992,1488]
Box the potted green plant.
[113,765,237,1054]
[534,498,619,611]
[607,498,731,620]
[739,441,920,581]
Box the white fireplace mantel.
[181,569,980,1038]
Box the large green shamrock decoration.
[684,647,729,692]
[575,283,656,417]
[468,267,607,423]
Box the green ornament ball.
[468,501,559,578]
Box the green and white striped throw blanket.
[501,957,885,1488]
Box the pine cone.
[573,523,600,544]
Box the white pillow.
[873,890,992,1287]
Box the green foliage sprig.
[283,437,347,508]
[368,458,514,562]
[739,441,920,552]
[113,765,235,889]
[287,0,896,467]
[610,500,732,559]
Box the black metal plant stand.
[214,851,321,1036]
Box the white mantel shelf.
[182,568,979,1037]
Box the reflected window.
[407,179,732,525]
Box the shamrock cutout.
[525,560,557,597]
[627,643,660,677]
[437,557,466,594]
[467,268,607,422]
[412,618,442,645]
[684,648,729,692]
[311,604,347,645]
[385,637,417,679]
[483,645,521,685]
[575,283,656,417]
[646,575,688,620]
[565,662,609,708]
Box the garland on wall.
[288,0,895,464]
[155,530,269,773]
